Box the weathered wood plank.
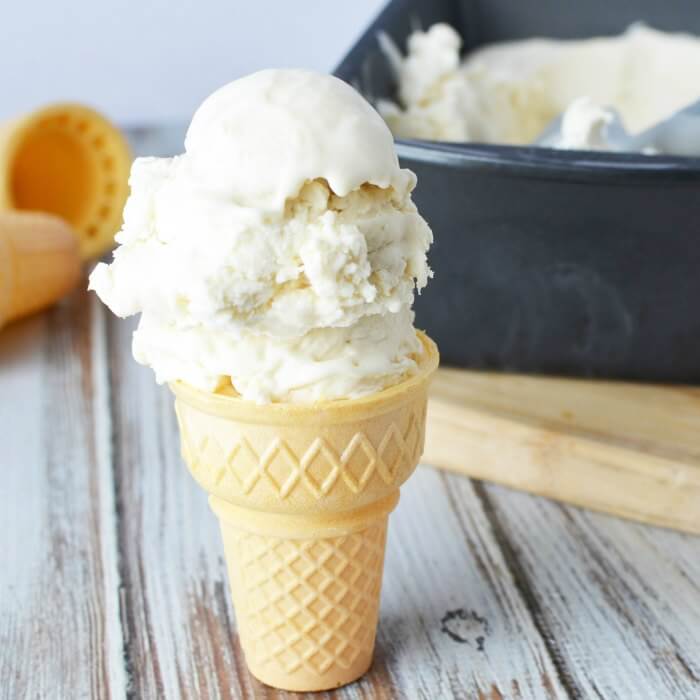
[425,369,700,534]
[375,467,569,700]
[108,313,248,699]
[476,480,700,700]
[431,368,700,459]
[0,290,125,699]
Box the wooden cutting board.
[425,368,700,534]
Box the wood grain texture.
[425,368,700,533]
[0,289,125,699]
[377,467,569,700]
[108,313,248,699]
[431,368,700,458]
[477,481,700,700]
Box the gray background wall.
[0,0,386,125]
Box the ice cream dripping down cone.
[171,333,438,691]
[0,103,131,260]
[0,211,81,329]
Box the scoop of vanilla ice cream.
[90,70,433,403]
[185,69,410,212]
[380,24,700,148]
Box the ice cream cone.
[171,333,438,691]
[0,103,131,260]
[0,211,81,329]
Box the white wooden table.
[2,128,700,700]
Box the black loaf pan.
[335,0,700,382]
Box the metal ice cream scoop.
[535,98,700,156]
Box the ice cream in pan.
[380,23,700,152]
[90,69,438,691]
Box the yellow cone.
[0,103,131,260]
[171,334,439,691]
[0,211,81,329]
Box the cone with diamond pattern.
[171,333,438,691]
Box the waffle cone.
[0,103,131,259]
[171,333,438,691]
[0,211,81,328]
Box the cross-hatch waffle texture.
[222,522,387,686]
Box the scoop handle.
[627,98,700,156]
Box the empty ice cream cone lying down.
[90,69,439,690]
[0,103,131,328]
[0,102,131,259]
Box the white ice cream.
[379,23,700,149]
[551,97,619,151]
[90,70,433,403]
